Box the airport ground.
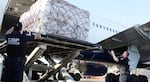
[51,78,150,82]
[49,72,150,82]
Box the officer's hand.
[5,27,14,35]
[114,57,119,62]
[34,33,41,40]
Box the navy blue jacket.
[6,31,34,57]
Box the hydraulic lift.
[0,33,97,82]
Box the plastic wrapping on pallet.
[19,0,90,40]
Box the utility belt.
[5,56,26,66]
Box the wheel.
[69,73,81,81]
[137,75,148,82]
[130,74,138,82]
[31,71,40,80]
[116,75,119,82]
[106,73,116,82]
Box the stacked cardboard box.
[20,0,90,40]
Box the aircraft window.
[103,26,105,29]
[96,24,98,27]
[99,25,102,28]
[92,23,95,26]
[109,28,111,31]
[106,27,108,30]
[113,29,115,32]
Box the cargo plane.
[0,0,150,82]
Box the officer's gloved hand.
[34,33,41,40]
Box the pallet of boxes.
[20,0,90,41]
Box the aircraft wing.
[97,22,150,70]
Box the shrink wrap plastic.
[20,0,90,40]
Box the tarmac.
[50,78,104,82]
[51,80,103,82]
[79,80,103,82]
[50,78,150,82]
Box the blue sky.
[66,0,150,27]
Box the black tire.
[137,75,148,82]
[73,73,82,81]
[106,73,116,82]
[116,75,119,82]
[32,71,40,80]
[130,74,138,82]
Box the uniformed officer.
[118,51,130,82]
[1,21,41,82]
[109,50,130,82]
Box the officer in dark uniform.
[109,50,130,82]
[118,51,130,82]
[118,52,129,72]
[1,22,41,82]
